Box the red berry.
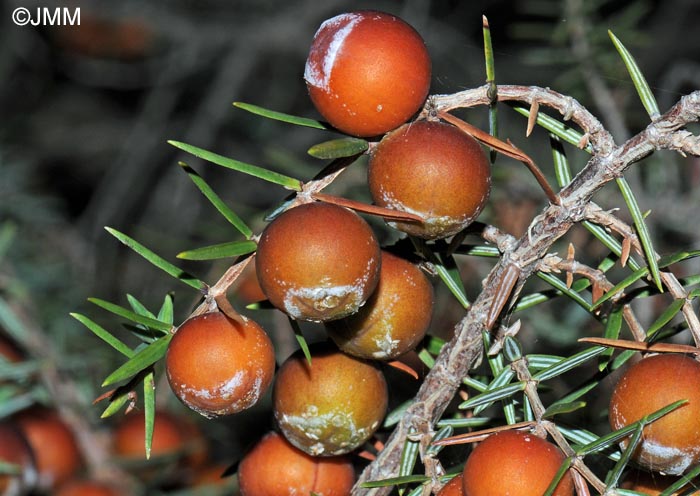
[462,430,574,496]
[256,202,381,322]
[305,10,431,137]
[368,120,491,239]
[609,354,700,474]
[14,408,82,491]
[326,251,433,359]
[166,312,275,418]
[238,431,355,496]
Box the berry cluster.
[156,10,700,496]
[0,338,99,495]
[0,337,230,494]
[0,403,114,495]
[32,6,696,496]
[158,9,492,495]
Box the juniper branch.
[355,88,700,495]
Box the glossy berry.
[256,202,381,322]
[437,474,464,496]
[462,430,574,496]
[273,344,388,456]
[305,10,431,137]
[326,251,433,359]
[54,479,121,496]
[0,422,36,495]
[238,431,355,496]
[14,408,82,491]
[368,120,491,239]
[609,353,700,475]
[166,312,275,418]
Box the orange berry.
[305,10,431,137]
[462,430,574,496]
[238,431,355,496]
[0,421,36,494]
[326,251,433,359]
[166,312,275,417]
[54,479,121,496]
[273,344,388,456]
[14,408,82,491]
[368,120,491,239]
[609,354,700,475]
[112,410,201,486]
[437,474,464,496]
[256,202,381,322]
[113,410,186,460]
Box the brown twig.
[311,193,425,223]
[438,110,561,205]
[585,205,700,345]
[540,250,649,342]
[433,420,536,446]
[509,355,606,494]
[354,88,700,495]
[578,337,700,355]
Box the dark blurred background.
[1,0,700,488]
